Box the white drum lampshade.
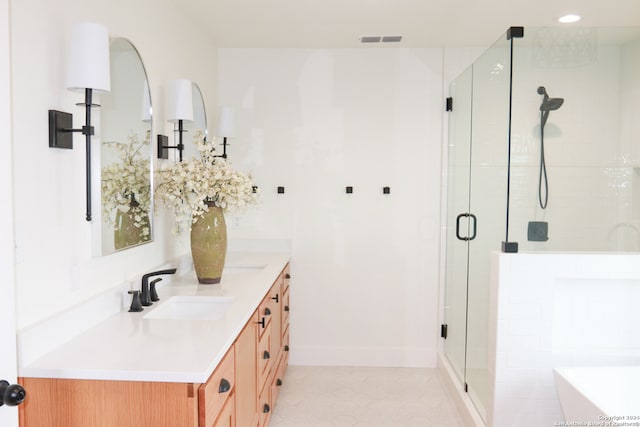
[166,79,194,123]
[66,22,111,93]
[218,106,235,138]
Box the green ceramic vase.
[190,202,227,284]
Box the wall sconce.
[158,79,193,161]
[48,22,110,222]
[215,106,234,159]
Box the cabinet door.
[235,312,259,427]
[199,348,235,427]
[212,392,235,427]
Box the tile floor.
[269,366,466,427]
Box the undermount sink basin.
[142,296,235,321]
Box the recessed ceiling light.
[558,14,581,23]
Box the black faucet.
[149,278,162,302]
[140,268,177,306]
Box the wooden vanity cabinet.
[18,263,291,427]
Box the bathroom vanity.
[17,253,291,427]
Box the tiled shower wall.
[488,252,640,427]
[509,29,640,251]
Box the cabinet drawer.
[212,391,235,427]
[282,324,290,367]
[282,264,290,293]
[257,295,272,339]
[257,322,272,393]
[281,284,290,330]
[199,348,235,427]
[270,352,285,409]
[258,379,271,427]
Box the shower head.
[541,97,564,112]
[537,86,564,112]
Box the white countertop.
[19,252,290,384]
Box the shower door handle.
[456,213,477,241]
[468,213,477,241]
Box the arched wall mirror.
[95,38,153,255]
[181,82,207,160]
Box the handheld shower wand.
[536,86,564,209]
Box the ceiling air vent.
[381,36,402,43]
[360,36,382,43]
[359,35,403,44]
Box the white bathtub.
[554,366,640,422]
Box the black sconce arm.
[157,119,186,161]
[48,88,99,222]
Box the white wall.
[218,48,444,367]
[11,0,217,329]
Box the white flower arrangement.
[155,130,259,234]
[101,130,151,241]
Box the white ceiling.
[178,0,640,48]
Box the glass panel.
[97,38,153,255]
[443,65,473,384]
[465,32,512,420]
[509,27,640,252]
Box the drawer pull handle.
[263,350,270,360]
[276,378,283,386]
[285,273,291,279]
[264,307,271,316]
[218,378,231,394]
[263,403,270,413]
[284,345,289,352]
[258,317,266,328]
[272,294,279,303]
[284,305,290,312]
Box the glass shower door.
[465,34,511,421]
[443,66,473,385]
[444,30,512,423]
